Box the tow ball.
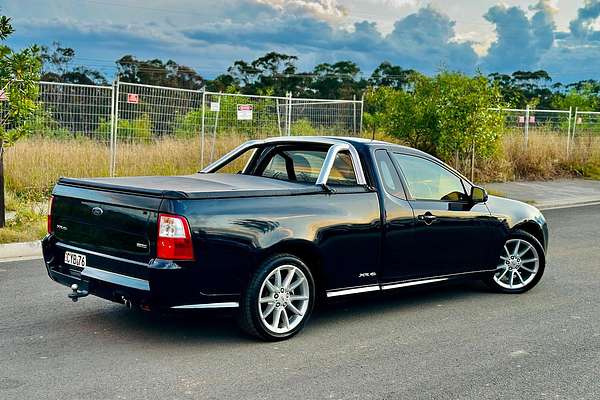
[68,284,89,302]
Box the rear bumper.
[42,235,239,310]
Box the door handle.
[418,212,437,225]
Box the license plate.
[64,251,87,268]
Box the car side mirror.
[470,186,488,203]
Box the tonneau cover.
[58,173,325,199]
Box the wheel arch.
[512,221,545,251]
[258,239,326,299]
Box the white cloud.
[255,0,348,21]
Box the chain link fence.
[113,82,204,175]
[492,107,573,154]
[200,92,363,165]
[572,110,600,152]
[1,80,363,176]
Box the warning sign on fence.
[0,89,7,101]
[210,101,220,112]
[127,93,139,104]
[237,104,253,120]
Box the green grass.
[0,217,46,244]
[582,163,600,180]
[0,192,47,244]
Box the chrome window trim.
[81,266,150,291]
[171,302,239,309]
[200,137,367,187]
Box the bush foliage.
[365,72,505,164]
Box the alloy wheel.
[258,264,310,334]
[493,238,540,290]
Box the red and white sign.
[237,104,253,120]
[0,89,8,101]
[529,116,536,124]
[518,116,525,124]
[127,93,139,104]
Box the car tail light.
[47,196,54,234]
[157,214,194,260]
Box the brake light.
[157,214,194,260]
[47,196,54,234]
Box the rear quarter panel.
[162,191,382,295]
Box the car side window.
[374,150,404,198]
[392,153,468,201]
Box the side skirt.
[325,269,495,298]
[171,302,239,309]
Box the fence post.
[572,107,579,149]
[524,104,530,150]
[276,98,282,136]
[287,92,292,136]
[566,106,572,156]
[209,93,221,163]
[353,94,357,136]
[360,93,364,136]
[200,90,206,167]
[111,79,120,176]
[109,81,116,177]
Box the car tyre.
[485,229,545,294]
[238,254,316,341]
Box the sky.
[3,0,600,83]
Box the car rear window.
[258,148,357,186]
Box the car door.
[383,151,495,280]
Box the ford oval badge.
[91,207,104,216]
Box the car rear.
[42,180,199,309]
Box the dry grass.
[4,132,600,201]
[475,133,600,182]
[2,131,599,244]
[0,214,46,244]
[4,135,250,200]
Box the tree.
[116,56,204,89]
[227,52,308,96]
[206,74,239,92]
[310,61,366,99]
[369,62,416,90]
[40,42,107,85]
[367,72,505,174]
[367,74,440,153]
[0,10,42,226]
[551,82,600,111]
[41,41,75,76]
[434,72,505,166]
[489,70,554,108]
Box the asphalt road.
[1,205,599,400]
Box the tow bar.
[68,284,89,302]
